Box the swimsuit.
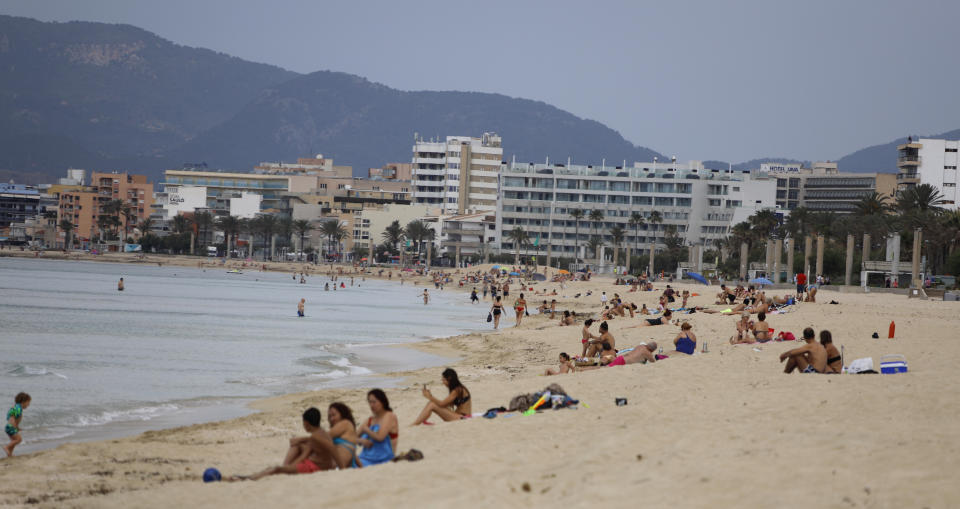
[827,356,842,365]
[607,355,626,367]
[802,365,819,373]
[6,404,22,437]
[296,458,321,474]
[333,437,361,468]
[646,317,663,326]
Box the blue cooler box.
[880,354,908,374]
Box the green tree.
[507,226,529,265]
[171,214,191,235]
[569,208,585,264]
[609,224,625,267]
[628,211,645,271]
[292,219,312,261]
[194,210,214,248]
[59,219,74,250]
[217,215,242,258]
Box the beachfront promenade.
[0,253,957,508]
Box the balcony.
[897,172,919,181]
[897,156,920,166]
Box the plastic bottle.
[888,321,895,339]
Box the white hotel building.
[897,137,959,209]
[412,133,503,214]
[496,160,776,261]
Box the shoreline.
[2,259,957,508]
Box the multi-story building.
[897,137,959,208]
[769,163,898,213]
[496,161,776,264]
[0,183,41,231]
[369,163,413,181]
[57,172,153,247]
[412,133,503,214]
[440,212,495,266]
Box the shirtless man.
[238,408,337,480]
[780,327,827,373]
[588,342,657,368]
[297,298,305,317]
[549,299,557,319]
[585,321,615,357]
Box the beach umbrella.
[750,277,774,285]
[686,272,709,285]
[491,265,501,269]
[532,273,546,281]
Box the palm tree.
[277,216,293,257]
[319,219,342,260]
[292,219,311,260]
[171,213,191,235]
[648,210,663,243]
[609,224,625,268]
[100,199,124,240]
[896,183,945,215]
[381,219,405,264]
[586,236,604,267]
[854,192,891,217]
[257,214,278,261]
[136,218,153,239]
[331,223,348,260]
[405,220,431,262]
[628,211,645,273]
[217,215,242,258]
[569,208,585,264]
[59,219,74,250]
[507,226,529,265]
[194,211,214,248]
[749,209,779,240]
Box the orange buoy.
[888,321,895,339]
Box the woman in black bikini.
[412,368,472,425]
[490,296,504,329]
[820,330,842,373]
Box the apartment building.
[897,137,959,208]
[57,172,153,246]
[0,183,41,230]
[496,161,775,262]
[412,133,503,214]
[440,212,495,265]
[160,168,289,213]
[769,162,898,213]
[369,163,413,181]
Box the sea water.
[0,257,486,452]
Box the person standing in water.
[298,298,305,317]
[422,289,430,305]
[117,278,124,291]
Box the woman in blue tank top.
[357,389,398,466]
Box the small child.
[5,392,31,457]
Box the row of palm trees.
[723,183,960,277]
[379,219,435,264]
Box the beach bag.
[776,331,796,342]
[487,312,492,323]
[847,357,874,374]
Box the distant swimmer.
[422,289,430,305]
[117,278,124,291]
[340,282,345,289]
[298,298,305,317]
[325,283,330,291]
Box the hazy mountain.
[174,71,663,172]
[0,15,297,181]
[836,128,960,173]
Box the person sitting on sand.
[237,407,337,480]
[412,368,472,425]
[559,310,575,326]
[328,402,362,468]
[820,330,842,373]
[671,322,697,355]
[538,300,549,314]
[357,389,399,466]
[780,328,827,373]
[634,309,672,327]
[753,312,770,342]
[805,286,817,303]
[639,303,650,315]
[545,352,576,376]
[586,321,615,356]
[716,284,735,304]
[730,312,755,344]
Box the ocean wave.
[7,364,68,379]
[67,403,180,427]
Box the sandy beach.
[1,254,958,508]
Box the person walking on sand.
[490,296,504,329]
[4,392,30,457]
[117,277,124,291]
[298,298,305,317]
[514,293,527,326]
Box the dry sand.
[1,259,958,508]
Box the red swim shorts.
[608,355,626,367]
[296,459,321,474]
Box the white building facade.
[496,161,776,262]
[897,137,959,209]
[412,133,503,214]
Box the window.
[777,190,787,199]
[789,178,800,188]
[777,179,787,188]
[708,198,721,206]
[944,183,956,187]
[946,166,957,170]
[946,148,958,153]
[337,184,345,189]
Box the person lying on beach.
[820,330,842,373]
[358,389,399,466]
[780,328,827,373]
[545,352,576,376]
[632,309,672,327]
[671,322,697,355]
[235,407,337,480]
[583,342,657,369]
[753,312,770,342]
[328,402,363,468]
[585,321,615,356]
[412,368,472,425]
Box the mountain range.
[0,14,953,184]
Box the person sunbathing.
[412,368,471,425]
[632,309,672,327]
[580,319,598,357]
[820,330,842,373]
[671,322,697,355]
[545,352,576,375]
[602,342,658,367]
[597,342,618,365]
[235,408,337,480]
[753,312,770,342]
[780,327,827,373]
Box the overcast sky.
[5,0,959,163]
